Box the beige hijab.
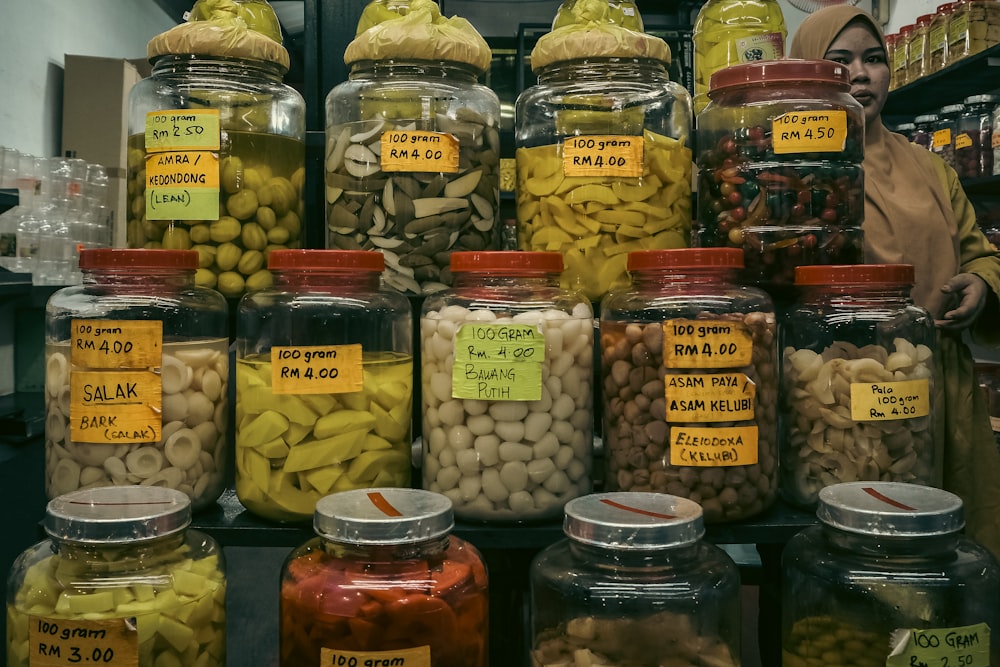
[789,7,960,317]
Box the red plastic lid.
[267,249,384,272]
[79,248,198,271]
[794,264,915,286]
[899,24,915,36]
[627,248,744,272]
[937,2,956,12]
[450,251,563,273]
[916,13,935,26]
[709,59,850,95]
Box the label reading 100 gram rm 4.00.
[562,135,643,178]
[270,345,364,395]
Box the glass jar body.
[694,81,866,294]
[600,267,778,521]
[325,60,501,295]
[531,540,742,666]
[948,0,1000,64]
[782,525,1000,666]
[514,58,693,301]
[6,531,226,667]
[780,285,940,508]
[893,27,912,88]
[928,10,953,73]
[956,98,997,178]
[419,272,594,521]
[126,56,306,299]
[912,113,939,149]
[907,18,933,82]
[933,105,965,169]
[280,536,489,667]
[235,270,414,522]
[44,267,230,509]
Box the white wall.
[0,0,177,158]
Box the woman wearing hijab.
[788,6,1000,556]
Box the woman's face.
[824,20,890,127]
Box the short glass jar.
[6,486,227,667]
[781,265,940,508]
[44,249,229,510]
[912,112,940,149]
[420,251,594,522]
[599,248,778,522]
[235,249,413,523]
[279,488,489,667]
[126,54,306,298]
[694,60,865,295]
[955,93,998,178]
[530,492,742,666]
[928,4,956,73]
[515,56,693,301]
[933,102,966,168]
[782,482,1000,667]
[325,59,501,295]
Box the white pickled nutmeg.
[50,458,82,496]
[160,354,193,395]
[45,353,69,398]
[164,428,203,470]
[141,466,185,489]
[126,446,164,478]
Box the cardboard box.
[61,55,147,248]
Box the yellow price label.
[70,370,162,444]
[29,616,139,667]
[144,109,220,152]
[662,319,753,369]
[955,133,974,150]
[665,372,756,422]
[669,425,758,467]
[270,345,364,395]
[933,128,953,149]
[850,379,930,421]
[145,150,220,221]
[886,624,989,667]
[71,320,162,369]
[772,110,848,154]
[380,130,459,173]
[562,135,643,177]
[321,646,431,667]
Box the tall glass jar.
[235,249,413,523]
[694,60,866,297]
[325,59,501,295]
[599,248,778,522]
[530,492,741,667]
[420,251,594,522]
[782,482,1000,667]
[907,14,935,82]
[515,56,692,302]
[934,102,966,168]
[893,24,914,88]
[44,249,229,510]
[885,32,897,90]
[126,55,306,299]
[280,488,489,667]
[781,265,940,509]
[928,4,956,73]
[912,112,940,149]
[956,93,998,178]
[692,0,787,113]
[6,486,227,667]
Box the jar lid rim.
[708,59,851,95]
[79,248,198,271]
[45,486,191,544]
[314,489,454,545]
[627,248,744,271]
[794,264,914,286]
[451,251,563,273]
[563,492,705,549]
[268,249,385,272]
[818,482,964,537]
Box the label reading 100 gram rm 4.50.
[772,110,848,154]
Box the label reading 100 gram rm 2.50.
[144,109,221,221]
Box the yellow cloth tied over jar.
[345,0,492,74]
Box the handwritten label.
[662,319,753,369]
[992,131,1000,149]
[70,370,161,444]
[562,135,643,177]
[380,130,459,173]
[451,323,545,401]
[144,109,220,152]
[29,616,139,667]
[71,320,162,369]
[145,150,220,221]
[669,425,758,467]
[321,646,431,667]
[887,624,990,667]
[665,372,756,422]
[850,379,930,421]
[772,111,848,154]
[955,133,974,150]
[271,345,364,395]
[933,128,952,149]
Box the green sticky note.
[145,109,221,152]
[146,187,220,221]
[451,323,546,401]
[453,323,545,362]
[886,624,990,667]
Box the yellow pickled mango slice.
[300,393,337,415]
[173,569,208,598]
[269,472,318,515]
[525,170,565,198]
[518,199,540,222]
[532,226,574,248]
[313,410,377,440]
[624,201,669,218]
[283,422,312,446]
[237,363,268,391]
[372,402,408,441]
[157,613,196,652]
[388,401,410,430]
[133,583,156,602]
[331,473,367,492]
[239,385,274,415]
[65,591,115,614]
[572,213,602,234]
[284,431,365,472]
[347,450,409,483]
[112,588,135,608]
[363,433,394,450]
[242,448,271,490]
[190,555,221,577]
[182,590,215,628]
[372,467,408,487]
[594,208,646,226]
[302,464,345,494]
[612,180,660,202]
[566,184,620,206]
[255,436,290,459]
[272,394,319,426]
[240,410,289,448]
[374,380,409,411]
[339,391,370,412]
[529,154,563,179]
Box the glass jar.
[893,121,917,141]
[325,60,501,296]
[126,55,306,299]
[782,482,1000,667]
[948,0,1000,64]
[420,251,594,522]
[694,60,866,296]
[552,0,644,30]
[530,492,741,666]
[279,488,489,667]
[692,0,787,113]
[6,486,227,667]
[913,112,940,149]
[235,249,413,523]
[44,249,229,510]
[929,3,956,73]
[908,14,935,82]
[993,104,1000,176]
[894,24,914,88]
[956,93,998,178]
[885,33,897,90]
[515,57,693,301]
[599,248,778,522]
[781,265,940,509]
[934,103,966,168]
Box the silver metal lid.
[314,488,454,545]
[45,486,191,544]
[817,482,964,537]
[563,492,704,550]
[940,103,966,116]
[963,93,1000,106]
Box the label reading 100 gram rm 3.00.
[451,323,545,401]
[144,109,221,221]
[380,130,459,173]
[270,345,364,395]
[321,646,431,667]
[562,135,643,177]
[772,110,848,154]
[29,615,139,667]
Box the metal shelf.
[884,43,1000,117]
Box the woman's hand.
[937,273,989,330]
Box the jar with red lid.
[419,251,594,522]
[43,248,229,510]
[894,25,914,87]
[280,488,489,667]
[908,14,935,82]
[781,264,941,508]
[928,3,956,73]
[955,93,998,178]
[235,249,413,523]
[599,248,778,522]
[694,60,866,297]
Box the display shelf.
[0,271,32,299]
[961,174,1000,197]
[883,43,1000,117]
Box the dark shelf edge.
[884,43,1000,117]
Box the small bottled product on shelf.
[893,24,914,88]
[912,113,940,149]
[933,102,966,168]
[955,93,998,178]
[907,14,934,82]
[928,3,956,73]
